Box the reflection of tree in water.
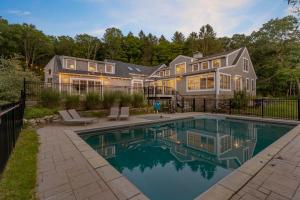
[108,142,217,180]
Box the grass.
[0,127,39,200]
[24,106,57,119]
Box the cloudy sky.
[0,0,290,39]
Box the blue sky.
[0,0,290,39]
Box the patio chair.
[68,109,97,122]
[107,107,119,120]
[119,107,130,120]
[58,110,93,125]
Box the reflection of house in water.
[84,118,257,169]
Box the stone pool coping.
[64,114,300,200]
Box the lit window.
[243,58,249,72]
[175,63,186,74]
[220,74,231,90]
[188,76,200,90]
[66,59,75,69]
[187,73,215,91]
[88,62,97,72]
[202,61,209,70]
[212,59,221,68]
[192,64,199,72]
[235,76,242,91]
[165,70,170,76]
[105,64,115,74]
[207,75,214,89]
[246,78,250,91]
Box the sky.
[0,0,291,39]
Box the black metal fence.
[0,90,26,175]
[180,97,300,121]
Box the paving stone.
[129,193,150,200]
[195,184,234,200]
[74,182,104,200]
[239,193,261,200]
[266,192,289,200]
[219,170,251,192]
[88,189,118,200]
[96,165,122,182]
[108,176,141,200]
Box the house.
[44,47,257,99]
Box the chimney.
[193,51,203,59]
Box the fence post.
[203,98,206,112]
[193,98,196,112]
[261,98,264,118]
[229,99,232,115]
[298,99,300,121]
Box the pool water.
[81,116,294,200]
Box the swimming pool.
[80,116,295,200]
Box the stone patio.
[36,113,300,200]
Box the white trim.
[165,69,171,77]
[170,55,192,65]
[105,63,115,74]
[234,75,243,91]
[212,58,221,68]
[201,61,209,70]
[148,64,167,77]
[246,78,250,91]
[186,73,215,92]
[88,61,98,72]
[65,59,76,70]
[192,63,200,72]
[251,79,255,91]
[219,72,232,91]
[243,58,249,72]
[70,77,102,94]
[175,62,186,75]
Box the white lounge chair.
[107,107,119,120]
[58,110,93,125]
[119,107,129,120]
[68,109,97,122]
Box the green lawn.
[0,127,39,200]
[24,106,57,119]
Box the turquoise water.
[81,117,294,200]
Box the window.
[202,61,209,70]
[48,69,51,75]
[246,78,250,91]
[165,70,170,76]
[212,59,221,68]
[88,62,97,72]
[175,63,186,74]
[220,74,231,90]
[65,59,75,69]
[159,71,164,77]
[251,79,255,91]
[235,76,242,91]
[128,66,133,71]
[188,76,200,90]
[187,73,215,91]
[76,60,88,70]
[243,58,249,72]
[135,68,141,72]
[192,64,199,72]
[105,64,115,74]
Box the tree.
[171,31,185,57]
[184,32,200,56]
[102,28,123,60]
[74,34,101,60]
[121,32,141,63]
[198,24,222,55]
[53,36,76,56]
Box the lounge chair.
[119,107,129,120]
[58,110,93,125]
[107,107,119,120]
[68,109,97,122]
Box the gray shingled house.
[44,47,257,99]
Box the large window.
[212,59,221,68]
[187,73,215,91]
[235,76,242,91]
[65,59,75,69]
[243,58,249,72]
[192,64,199,72]
[201,61,209,70]
[88,62,97,72]
[72,79,101,94]
[105,64,115,74]
[220,74,231,90]
[175,63,186,74]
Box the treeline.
[0,16,299,97]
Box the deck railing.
[0,90,26,175]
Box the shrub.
[119,92,132,107]
[102,91,118,109]
[65,94,80,109]
[24,107,57,119]
[85,92,100,110]
[39,88,60,108]
[132,93,144,108]
[232,90,250,109]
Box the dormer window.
[65,59,75,69]
[165,69,170,76]
[105,64,115,74]
[212,59,221,68]
[192,64,199,72]
[175,63,186,75]
[159,71,164,77]
[48,69,51,75]
[243,58,249,72]
[88,62,97,72]
[201,61,209,70]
